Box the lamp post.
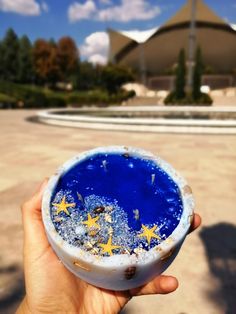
[186,0,197,92]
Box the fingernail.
[160,276,178,292]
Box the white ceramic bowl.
[42,146,194,290]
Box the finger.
[188,213,201,234]
[21,178,49,252]
[21,178,48,222]
[129,275,178,296]
[33,178,49,201]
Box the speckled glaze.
[42,146,194,290]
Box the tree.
[2,28,19,81]
[192,47,203,100]
[175,49,186,99]
[75,61,99,90]
[33,39,61,86]
[101,64,134,93]
[18,35,34,83]
[57,37,79,82]
[0,41,4,79]
[164,48,212,105]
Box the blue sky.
[0,0,236,63]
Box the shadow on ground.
[200,223,236,314]
[0,263,25,314]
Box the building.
[108,0,236,89]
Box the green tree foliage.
[18,35,34,83]
[0,28,134,97]
[76,62,101,90]
[0,41,4,79]
[1,28,19,81]
[175,49,186,99]
[192,47,203,100]
[101,64,135,93]
[164,47,212,105]
[73,63,135,93]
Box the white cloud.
[98,0,161,22]
[80,31,109,65]
[68,0,161,23]
[89,54,107,65]
[0,0,49,15]
[68,0,96,22]
[0,0,40,15]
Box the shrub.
[67,93,85,106]
[0,92,16,108]
[126,89,136,99]
[0,81,68,108]
[0,81,136,108]
[196,93,213,105]
[164,92,175,105]
[87,90,109,105]
[0,81,46,108]
[192,47,203,100]
[175,49,186,99]
[46,95,66,108]
[67,90,109,107]
[101,64,135,93]
[164,91,212,106]
[20,90,47,108]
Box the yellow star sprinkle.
[139,224,161,245]
[82,213,100,229]
[52,196,75,216]
[99,236,121,256]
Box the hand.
[17,179,201,314]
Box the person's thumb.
[21,178,49,258]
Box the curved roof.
[108,0,236,74]
[162,0,226,28]
[108,29,136,63]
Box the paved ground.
[0,110,236,314]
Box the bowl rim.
[42,145,194,267]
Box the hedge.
[164,91,213,106]
[0,81,135,108]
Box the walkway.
[0,110,235,314]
